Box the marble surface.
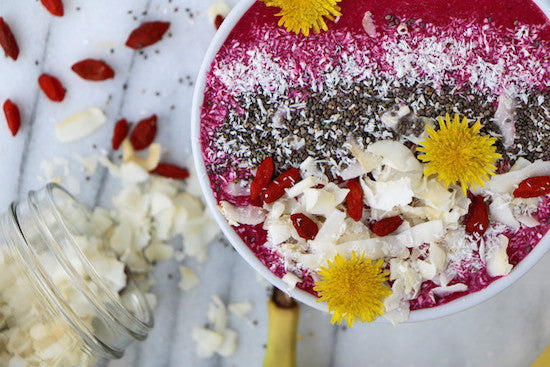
[1,1,550,366]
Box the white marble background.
[1,0,550,366]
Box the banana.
[263,289,300,367]
[531,344,550,367]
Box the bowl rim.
[191,0,550,323]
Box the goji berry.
[0,17,19,60]
[346,178,363,221]
[125,21,170,49]
[513,176,550,198]
[261,168,300,203]
[214,15,225,30]
[111,118,129,150]
[370,216,403,237]
[130,114,157,150]
[38,73,66,102]
[291,213,318,240]
[71,59,115,81]
[250,157,274,200]
[464,195,489,236]
[40,0,64,16]
[150,163,190,180]
[3,99,21,136]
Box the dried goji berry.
[3,99,21,136]
[125,21,170,49]
[214,15,225,30]
[130,114,157,150]
[0,17,19,60]
[513,176,550,198]
[261,168,300,204]
[464,195,489,236]
[40,0,64,16]
[71,59,115,81]
[250,157,274,200]
[291,213,318,240]
[38,73,66,102]
[370,216,403,237]
[150,163,190,180]
[111,118,129,150]
[346,178,363,221]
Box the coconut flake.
[484,160,550,194]
[493,93,517,148]
[178,266,200,291]
[362,177,414,211]
[207,0,231,24]
[366,140,422,172]
[362,11,378,37]
[485,234,513,277]
[193,295,238,358]
[431,283,468,298]
[55,107,106,142]
[282,272,301,291]
[219,201,266,226]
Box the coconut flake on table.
[178,266,200,291]
[228,302,253,319]
[207,0,231,24]
[55,107,107,142]
[193,295,238,358]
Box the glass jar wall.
[0,183,153,366]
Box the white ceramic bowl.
[191,0,550,322]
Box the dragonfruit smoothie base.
[191,0,550,322]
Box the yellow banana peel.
[531,344,550,367]
[263,289,300,367]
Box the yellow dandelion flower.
[260,0,342,36]
[417,113,501,195]
[313,252,391,327]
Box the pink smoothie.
[200,0,550,309]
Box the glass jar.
[0,183,153,366]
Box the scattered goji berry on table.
[261,168,301,204]
[464,195,489,236]
[130,114,157,150]
[71,59,115,81]
[40,0,64,17]
[370,216,403,237]
[214,15,225,30]
[250,157,274,200]
[111,118,129,150]
[291,213,318,240]
[125,21,170,49]
[513,176,550,198]
[150,163,190,180]
[0,17,19,60]
[346,178,363,221]
[3,99,21,136]
[38,73,66,102]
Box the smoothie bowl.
[191,0,550,325]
